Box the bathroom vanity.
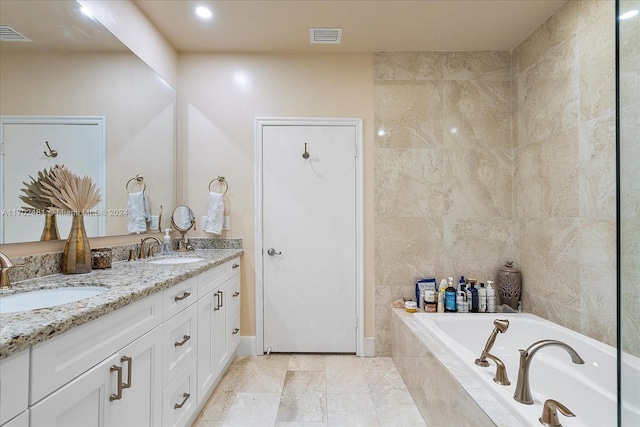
[0,249,242,427]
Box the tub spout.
[484,353,510,386]
[514,340,585,405]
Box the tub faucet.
[513,340,584,404]
[475,319,509,367]
[139,237,162,259]
[539,399,575,427]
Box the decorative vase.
[496,261,522,310]
[40,213,60,241]
[62,213,91,274]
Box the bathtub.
[406,312,639,427]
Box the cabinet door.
[225,274,241,356]
[30,354,119,427]
[1,410,28,427]
[196,290,217,407]
[213,286,228,374]
[106,327,162,427]
[0,349,28,425]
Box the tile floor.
[193,354,427,427]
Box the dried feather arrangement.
[19,167,57,213]
[42,165,102,214]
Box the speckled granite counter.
[0,249,243,359]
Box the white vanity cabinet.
[0,349,29,426]
[29,292,163,427]
[196,259,241,407]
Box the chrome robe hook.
[44,141,58,158]
[302,143,309,159]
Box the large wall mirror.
[0,0,176,244]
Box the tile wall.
[374,0,617,355]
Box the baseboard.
[363,337,375,357]
[237,336,257,355]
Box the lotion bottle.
[437,290,445,313]
[486,280,496,313]
[478,283,487,313]
[161,229,173,255]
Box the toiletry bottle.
[439,279,447,294]
[161,229,173,255]
[486,280,496,313]
[425,291,437,313]
[445,277,457,312]
[437,289,445,313]
[456,287,464,312]
[469,281,479,312]
[465,280,473,311]
[478,283,487,313]
[458,276,466,292]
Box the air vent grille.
[310,28,342,44]
[0,26,31,42]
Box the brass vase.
[62,213,91,274]
[40,213,60,241]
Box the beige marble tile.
[619,0,640,108]
[277,371,327,423]
[374,81,443,149]
[513,0,579,76]
[288,355,326,371]
[275,423,327,427]
[374,51,444,81]
[514,128,579,218]
[620,218,640,356]
[326,394,381,427]
[579,112,616,219]
[239,355,290,393]
[523,291,582,334]
[193,418,225,427]
[442,218,517,282]
[579,219,617,346]
[325,357,369,394]
[578,0,616,121]
[519,218,580,311]
[223,392,281,427]
[443,148,513,219]
[200,367,247,421]
[361,357,403,385]
[369,383,427,427]
[374,148,444,218]
[324,355,362,372]
[443,51,511,81]
[516,35,579,146]
[620,105,640,219]
[443,80,512,150]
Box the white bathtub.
[413,313,639,427]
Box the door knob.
[267,248,282,256]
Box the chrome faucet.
[139,237,162,259]
[513,340,584,404]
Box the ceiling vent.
[310,28,342,44]
[0,26,31,42]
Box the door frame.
[255,117,364,356]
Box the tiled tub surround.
[375,0,617,356]
[392,309,634,426]
[0,248,242,358]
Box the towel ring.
[126,174,146,193]
[208,176,228,195]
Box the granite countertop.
[0,249,243,359]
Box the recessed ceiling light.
[619,10,638,20]
[196,6,213,19]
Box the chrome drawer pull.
[233,292,240,297]
[174,335,191,347]
[232,263,240,269]
[174,291,191,302]
[109,365,123,401]
[219,291,224,307]
[121,356,132,389]
[214,291,220,310]
[174,393,190,409]
[233,328,240,335]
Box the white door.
[0,117,106,243]
[262,124,357,353]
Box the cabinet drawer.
[228,310,240,355]
[162,359,197,427]
[31,292,162,404]
[198,258,240,296]
[163,276,197,322]
[227,274,241,315]
[163,304,197,388]
[0,349,29,425]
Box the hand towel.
[127,191,150,234]
[203,191,224,234]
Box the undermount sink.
[149,257,205,265]
[0,286,108,314]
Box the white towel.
[203,192,224,234]
[127,191,150,234]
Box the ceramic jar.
[496,261,521,310]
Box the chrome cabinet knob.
[267,248,282,256]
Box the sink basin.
[0,286,108,314]
[149,257,205,265]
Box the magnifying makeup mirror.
[170,205,196,251]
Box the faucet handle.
[539,399,575,427]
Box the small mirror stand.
[170,205,196,252]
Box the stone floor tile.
[223,392,281,427]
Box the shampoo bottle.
[478,283,487,313]
[486,280,496,313]
[445,277,457,312]
[469,282,479,312]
